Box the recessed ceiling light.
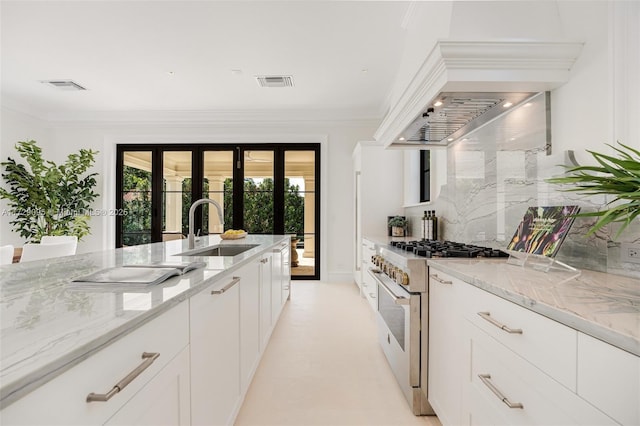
[503,102,513,108]
[231,69,243,75]
[510,137,516,141]
[447,138,454,142]
[434,101,443,107]
[361,69,368,73]
[399,137,406,141]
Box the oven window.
[377,284,406,350]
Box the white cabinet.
[279,242,291,304]
[427,265,626,426]
[577,332,640,426]
[0,302,190,426]
[353,142,403,287]
[259,252,273,350]
[237,259,261,393]
[462,281,577,391]
[361,238,377,310]
[105,347,191,426]
[427,270,463,426]
[270,248,284,325]
[465,320,614,426]
[190,275,241,426]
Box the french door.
[116,144,320,279]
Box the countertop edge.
[427,260,640,357]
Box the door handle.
[86,352,160,402]
[211,276,240,295]
[478,374,524,409]
[478,312,523,334]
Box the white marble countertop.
[427,258,640,357]
[0,234,288,408]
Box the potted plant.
[0,140,99,243]
[388,216,408,237]
[546,142,640,238]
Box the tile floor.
[234,281,441,426]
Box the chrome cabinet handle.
[430,274,452,285]
[260,258,269,264]
[478,312,523,334]
[211,276,240,295]
[86,352,160,402]
[478,374,524,409]
[369,292,377,299]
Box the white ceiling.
[1,1,412,121]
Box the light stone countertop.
[0,234,288,408]
[427,258,640,357]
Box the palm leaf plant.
[546,142,640,238]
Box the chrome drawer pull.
[211,276,240,295]
[478,312,523,334]
[478,374,524,409]
[430,274,452,285]
[86,352,160,402]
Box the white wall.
[0,110,374,281]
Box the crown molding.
[40,108,381,129]
[374,39,584,148]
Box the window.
[419,150,430,203]
[116,143,320,279]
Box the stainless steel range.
[367,240,508,416]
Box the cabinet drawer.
[577,333,640,426]
[466,321,616,426]
[362,268,378,310]
[1,302,189,425]
[461,282,577,390]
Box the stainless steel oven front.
[368,267,433,415]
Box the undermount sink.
[176,244,259,257]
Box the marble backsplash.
[405,94,640,279]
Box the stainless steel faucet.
[188,198,225,249]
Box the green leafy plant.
[546,142,640,238]
[0,140,99,242]
[388,216,407,228]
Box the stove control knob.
[396,272,409,286]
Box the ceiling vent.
[255,75,294,88]
[42,80,87,91]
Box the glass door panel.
[162,151,192,241]
[243,150,274,234]
[121,152,153,246]
[203,150,234,234]
[284,151,316,277]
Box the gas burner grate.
[390,240,508,258]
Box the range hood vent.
[401,91,537,146]
[375,40,583,148]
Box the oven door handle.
[368,268,409,305]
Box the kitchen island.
[0,234,290,425]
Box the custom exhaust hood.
[375,40,583,148]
